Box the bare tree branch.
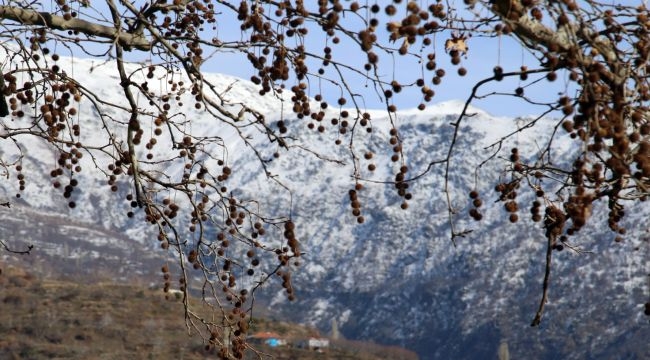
[0,4,151,50]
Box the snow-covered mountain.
[0,55,647,359]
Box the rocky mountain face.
[0,56,647,359]
[259,106,649,360]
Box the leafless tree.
[1,0,649,357]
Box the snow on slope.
[1,53,648,360]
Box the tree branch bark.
[488,0,625,85]
[0,5,151,51]
[489,0,576,54]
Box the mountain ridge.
[0,54,647,359]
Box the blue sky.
[49,1,571,118]
[180,8,553,118]
[190,3,572,119]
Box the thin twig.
[531,233,554,326]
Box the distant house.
[166,289,184,300]
[248,332,287,347]
[297,337,330,351]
